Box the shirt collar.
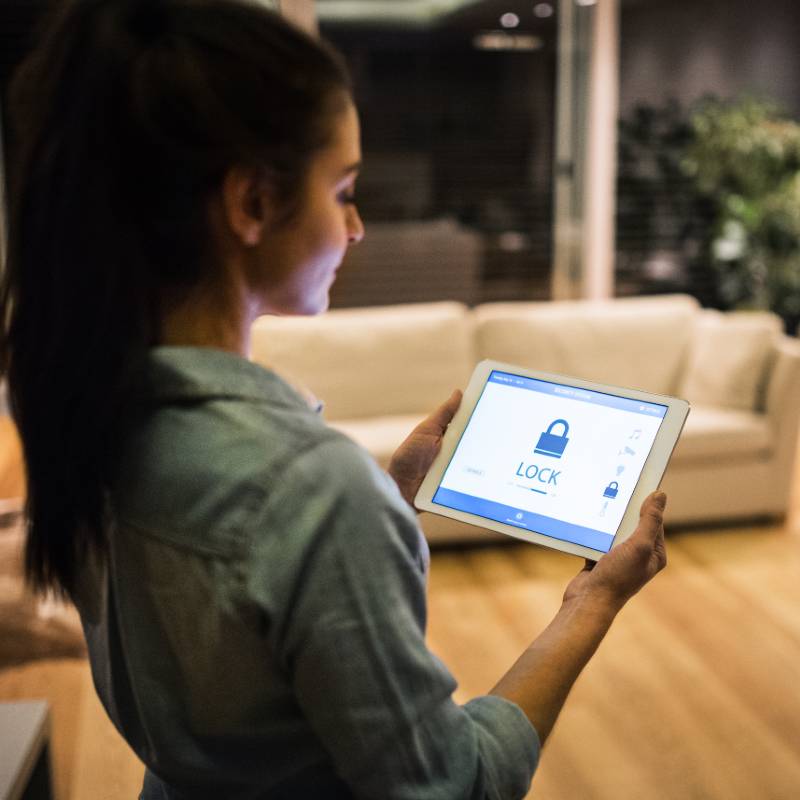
[136,346,309,411]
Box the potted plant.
[683,97,800,331]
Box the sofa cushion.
[251,302,473,421]
[679,309,782,412]
[474,294,699,395]
[330,414,425,469]
[668,405,771,464]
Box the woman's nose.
[348,206,364,245]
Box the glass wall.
[318,0,559,308]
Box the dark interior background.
[2,0,800,309]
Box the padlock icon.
[604,481,619,499]
[534,419,570,458]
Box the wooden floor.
[428,522,800,799]
[2,418,800,799]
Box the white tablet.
[416,360,690,560]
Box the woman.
[0,1,667,798]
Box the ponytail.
[0,0,350,597]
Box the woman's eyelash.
[338,192,356,204]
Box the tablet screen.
[432,370,667,553]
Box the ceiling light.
[576,0,598,6]
[500,12,520,28]
[317,1,493,28]
[533,3,554,17]
[473,31,543,51]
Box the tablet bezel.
[415,359,690,560]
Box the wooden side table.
[0,701,54,800]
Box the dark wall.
[621,0,800,115]
[323,17,558,304]
[329,25,556,231]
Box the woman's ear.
[220,166,272,247]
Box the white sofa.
[251,295,800,542]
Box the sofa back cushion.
[679,309,782,411]
[251,302,473,420]
[475,295,700,395]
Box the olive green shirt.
[74,347,539,799]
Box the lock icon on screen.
[534,419,570,459]
[604,481,619,499]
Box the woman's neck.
[158,278,259,358]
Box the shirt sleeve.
[250,435,540,800]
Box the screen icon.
[604,481,619,499]
[535,419,570,458]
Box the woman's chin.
[314,296,331,315]
[298,291,331,316]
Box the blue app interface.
[433,371,667,552]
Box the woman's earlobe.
[240,220,263,247]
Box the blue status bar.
[488,371,667,418]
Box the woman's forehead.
[327,102,362,168]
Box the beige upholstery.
[250,295,800,540]
[475,295,698,395]
[331,415,422,469]
[670,406,771,462]
[251,302,473,421]
[679,309,782,411]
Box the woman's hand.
[564,490,668,612]
[387,390,462,508]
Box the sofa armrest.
[765,336,800,424]
[764,337,800,505]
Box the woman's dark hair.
[0,0,351,598]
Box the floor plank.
[69,663,145,800]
